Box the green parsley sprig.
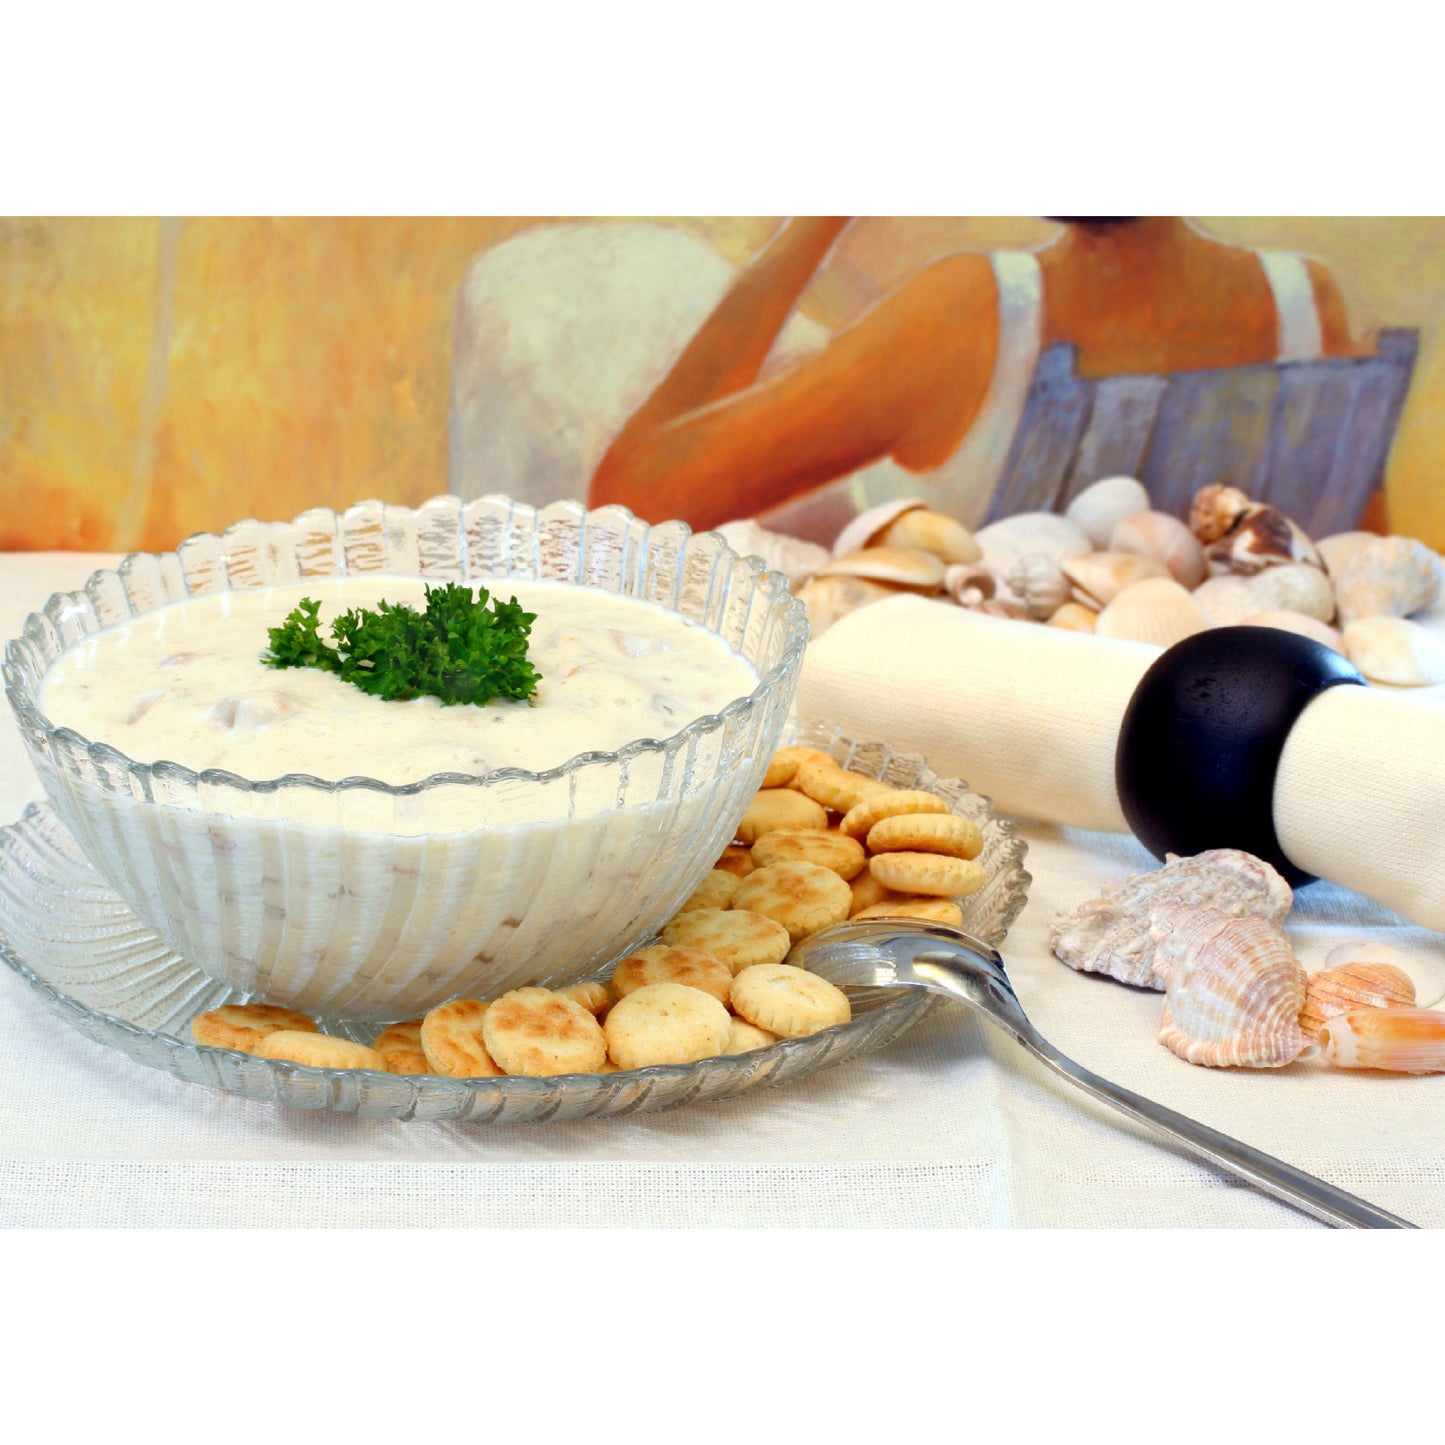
[262,582,541,706]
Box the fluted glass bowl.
[2,496,808,1021]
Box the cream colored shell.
[1006,552,1071,619]
[1334,536,1445,625]
[1094,577,1212,649]
[1061,551,1170,609]
[816,546,946,590]
[1342,615,1445,686]
[1298,961,1415,1037]
[1109,511,1207,589]
[795,574,899,639]
[714,518,831,586]
[1323,940,1445,1009]
[1064,475,1150,548]
[1238,609,1343,653]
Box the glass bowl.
[0,723,1031,1123]
[2,496,808,1020]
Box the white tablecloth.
[3,552,1442,1229]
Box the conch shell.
[1334,536,1445,625]
[1006,552,1071,619]
[1189,484,1254,544]
[1317,1008,1445,1073]
[1205,504,1323,576]
[1157,909,1311,1069]
[1298,962,1415,1037]
[1049,848,1294,991]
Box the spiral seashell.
[715,518,831,586]
[876,508,983,565]
[795,574,899,638]
[816,546,945,592]
[1006,551,1071,619]
[1189,484,1254,543]
[1239,610,1344,653]
[1205,505,1323,577]
[943,562,997,607]
[1317,1008,1445,1073]
[1094,577,1212,649]
[1109,511,1207,589]
[1062,551,1171,609]
[1299,962,1416,1037]
[1158,909,1311,1069]
[1324,941,1445,1009]
[1316,531,1381,579]
[1065,475,1151,548]
[1047,601,1099,634]
[1049,849,1294,991]
[1334,536,1445,625]
[1342,615,1445,686]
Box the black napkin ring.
[1115,625,1365,887]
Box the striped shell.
[1158,910,1311,1069]
[1324,941,1445,1009]
[1006,552,1071,619]
[1317,1008,1445,1073]
[1189,484,1254,544]
[1299,962,1416,1037]
[1205,505,1323,576]
[1094,577,1212,648]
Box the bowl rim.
[3,495,810,799]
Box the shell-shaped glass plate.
[0,724,1030,1124]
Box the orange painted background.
[4,217,1444,552]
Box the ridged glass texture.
[2,497,808,1019]
[0,725,1030,1123]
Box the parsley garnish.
[262,583,541,706]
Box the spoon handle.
[1009,1023,1416,1229]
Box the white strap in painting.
[1258,250,1325,362]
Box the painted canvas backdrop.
[3,217,1443,551]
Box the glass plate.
[0,724,1030,1123]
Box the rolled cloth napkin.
[796,593,1445,931]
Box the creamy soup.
[41,576,759,785]
[34,577,767,1018]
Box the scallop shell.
[1065,475,1151,548]
[714,518,831,586]
[1061,551,1170,609]
[1109,511,1207,589]
[1006,552,1071,619]
[1324,940,1445,1009]
[1317,1008,1445,1073]
[1239,610,1343,653]
[1342,615,1445,686]
[1046,601,1099,634]
[1094,577,1212,649]
[1205,505,1323,576]
[877,508,982,565]
[943,563,997,607]
[816,545,945,591]
[1298,962,1416,1037]
[832,499,923,558]
[1316,531,1381,578]
[1049,848,1294,990]
[1334,536,1445,625]
[1189,484,1254,544]
[795,574,899,638]
[1158,910,1310,1069]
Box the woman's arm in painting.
[591,246,1000,531]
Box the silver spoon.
[790,917,1417,1229]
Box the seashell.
[1046,601,1099,634]
[1317,1008,1445,1073]
[1049,848,1294,991]
[1158,909,1310,1069]
[1324,940,1445,1009]
[1205,505,1323,577]
[1316,531,1381,578]
[1341,616,1445,686]
[1094,577,1212,649]
[832,499,923,558]
[1239,609,1343,653]
[1298,962,1415,1037]
[1006,552,1071,619]
[1061,551,1170,609]
[795,574,900,639]
[815,545,945,592]
[1109,511,1207,589]
[974,511,1093,570]
[1189,484,1254,544]
[1334,536,1445,625]
[943,563,997,607]
[1191,573,1259,627]
[1065,475,1151,548]
[876,508,982,565]
[961,598,1036,622]
[714,518,831,586]
[1230,562,1337,623]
